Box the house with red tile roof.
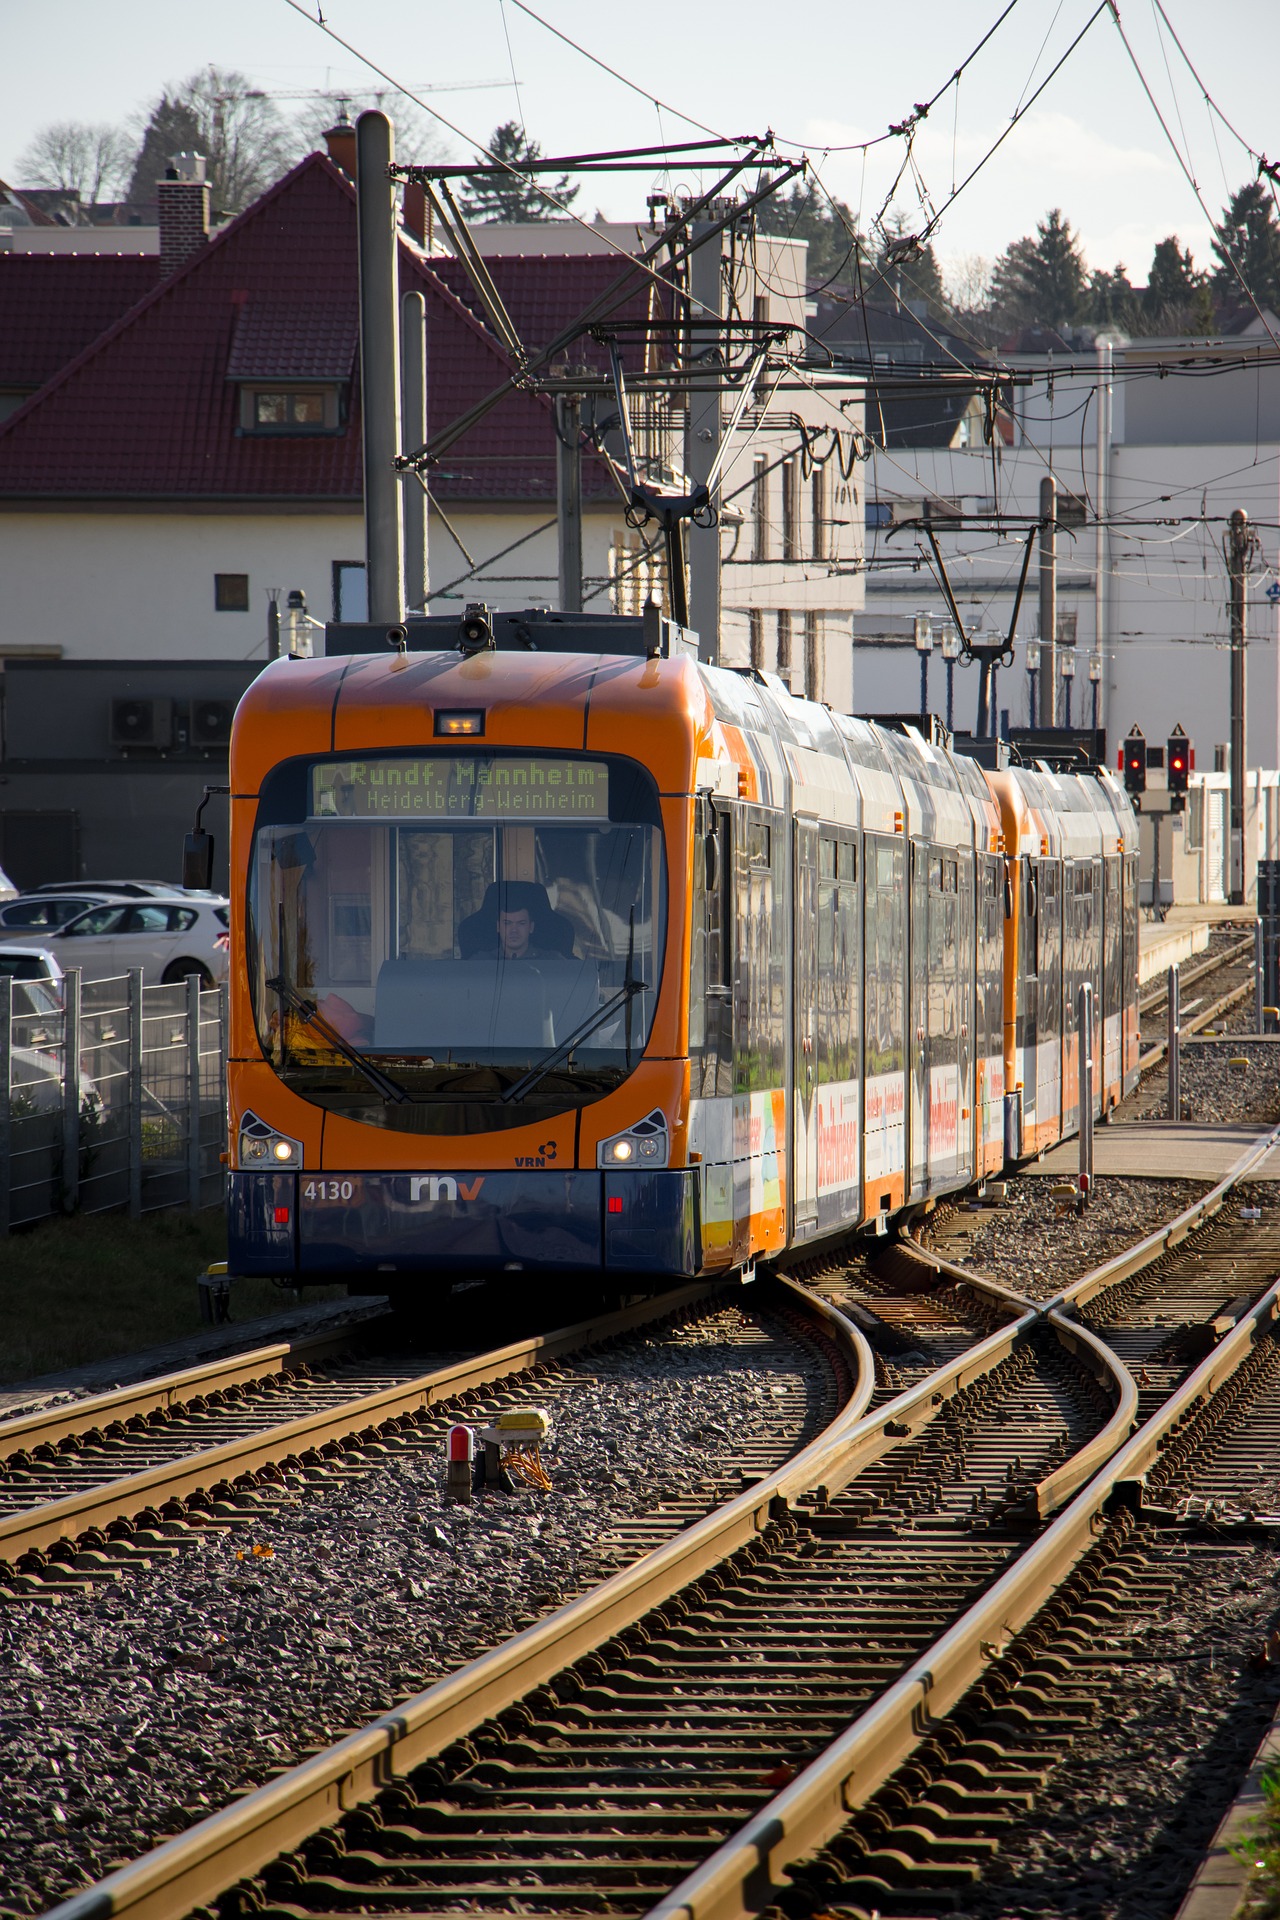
[0,134,863,696]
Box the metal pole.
[1029,668,1037,729]
[1258,917,1266,1034]
[1227,508,1251,904]
[400,289,428,613]
[1095,338,1111,743]
[61,967,81,1214]
[1168,962,1180,1121]
[0,977,10,1236]
[187,973,203,1212]
[1078,980,1094,1200]
[266,594,281,661]
[945,660,954,731]
[1152,813,1163,921]
[556,392,583,613]
[356,110,405,627]
[1039,475,1057,727]
[919,649,929,719]
[128,967,143,1220]
[686,219,722,662]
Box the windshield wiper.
[268,970,413,1106]
[500,977,648,1105]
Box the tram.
[214,609,1140,1294]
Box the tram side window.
[690,801,732,1096]
[865,835,905,1085]
[733,808,785,1093]
[818,833,858,1083]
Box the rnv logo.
[408,1176,485,1203]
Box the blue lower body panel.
[228,1167,703,1281]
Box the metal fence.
[0,970,227,1232]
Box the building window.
[752,456,769,563]
[805,611,822,702]
[812,466,828,562]
[782,460,799,562]
[749,609,764,669]
[238,385,341,434]
[333,561,368,621]
[214,573,250,612]
[777,609,792,681]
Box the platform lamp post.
[914,610,933,720]
[1061,646,1075,728]
[1025,639,1041,727]
[940,621,960,731]
[1089,650,1102,729]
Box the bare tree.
[943,253,993,313]
[18,121,133,209]
[130,67,294,215]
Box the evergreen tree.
[1086,262,1137,331]
[1211,181,1280,309]
[757,181,863,289]
[989,209,1087,333]
[1138,236,1212,334]
[459,122,578,223]
[125,94,201,215]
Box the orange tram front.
[224,615,1140,1298]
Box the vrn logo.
[409,1176,485,1203]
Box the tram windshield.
[247,750,667,1132]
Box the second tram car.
[221,615,1140,1294]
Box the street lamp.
[940,621,960,731]
[914,610,933,719]
[285,587,317,659]
[1088,650,1102,729]
[1025,639,1041,728]
[1060,646,1076,728]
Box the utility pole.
[556,390,583,613]
[356,111,405,627]
[1038,475,1057,727]
[685,219,722,662]
[400,290,428,613]
[1225,508,1259,904]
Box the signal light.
[1168,724,1190,794]
[1123,727,1147,796]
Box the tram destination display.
[312,755,611,820]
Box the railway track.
[1,1285,803,1598]
[37,1134,1280,1920]
[1138,928,1257,1070]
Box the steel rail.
[0,1321,382,1456]
[0,1284,722,1566]
[38,1289,883,1920]
[1138,975,1253,1074]
[1137,932,1255,1015]
[650,1235,1280,1920]
[41,1257,1134,1920]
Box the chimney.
[158,151,210,276]
[323,106,357,180]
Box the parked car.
[10,1042,103,1118]
[0,898,230,988]
[0,864,17,901]
[28,879,217,899]
[0,944,64,987]
[0,895,118,934]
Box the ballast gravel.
[921,1176,1209,1300]
[0,1303,810,1916]
[1134,1036,1280,1126]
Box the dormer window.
[239,385,340,433]
[227,297,356,437]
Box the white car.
[0,893,122,934]
[0,944,64,989]
[0,896,231,988]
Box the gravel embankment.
[946,1531,1280,1920]
[921,1176,1209,1300]
[1134,1037,1280,1125]
[0,1304,815,1917]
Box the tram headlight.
[598,1110,669,1169]
[238,1111,303,1170]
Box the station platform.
[1136,904,1255,988]
[1026,1122,1278,1182]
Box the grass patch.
[1235,1765,1280,1916]
[0,1209,347,1386]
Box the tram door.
[910,840,930,1198]
[791,820,820,1237]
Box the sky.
[4,0,1278,286]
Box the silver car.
[0,896,230,988]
